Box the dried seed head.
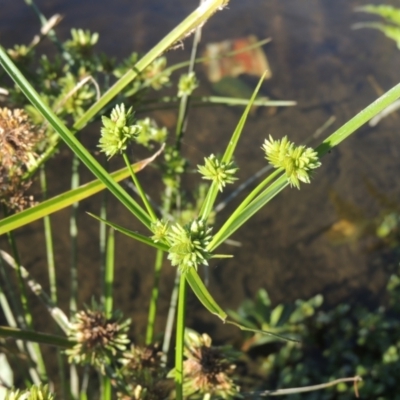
[0,107,44,211]
[118,344,172,400]
[171,329,240,399]
[66,305,130,370]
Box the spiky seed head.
[151,219,170,243]
[198,154,238,192]
[177,72,198,97]
[262,135,321,189]
[0,107,44,211]
[167,219,212,273]
[99,104,141,158]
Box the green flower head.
[99,104,141,158]
[136,117,168,148]
[198,154,238,192]
[177,72,198,97]
[5,384,54,400]
[167,219,212,273]
[262,135,321,189]
[151,219,170,243]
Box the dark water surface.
[1,0,400,346]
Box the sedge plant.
[1,0,400,398]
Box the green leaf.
[200,72,268,220]
[356,5,400,26]
[209,174,288,251]
[0,161,151,235]
[0,46,152,230]
[72,0,230,133]
[270,304,285,327]
[186,269,297,342]
[87,213,169,252]
[185,268,227,320]
[0,325,74,348]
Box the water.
[1,0,400,345]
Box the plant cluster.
[0,0,400,399]
[230,269,400,399]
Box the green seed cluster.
[198,154,238,192]
[99,104,140,158]
[262,135,321,189]
[167,219,212,273]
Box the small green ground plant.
[1,0,400,398]
[230,269,400,399]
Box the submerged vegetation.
[0,0,400,398]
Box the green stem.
[5,224,31,327]
[70,153,80,315]
[102,376,112,400]
[123,152,157,221]
[40,167,57,303]
[175,274,187,400]
[0,325,73,348]
[145,249,164,345]
[104,228,115,318]
[99,189,107,307]
[161,269,180,365]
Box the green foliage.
[355,5,400,48]
[228,289,323,346]
[233,271,400,399]
[2,0,400,398]
[5,384,54,400]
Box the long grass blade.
[0,149,164,235]
[200,72,268,220]
[72,0,230,133]
[87,213,169,252]
[0,46,152,230]
[0,326,73,348]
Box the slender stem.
[101,375,112,400]
[0,282,40,384]
[40,168,68,396]
[70,365,79,400]
[99,190,107,307]
[123,152,157,222]
[70,153,80,315]
[145,249,164,345]
[162,263,180,366]
[104,228,115,318]
[0,250,70,332]
[175,274,187,400]
[80,367,90,400]
[40,167,57,303]
[5,225,31,327]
